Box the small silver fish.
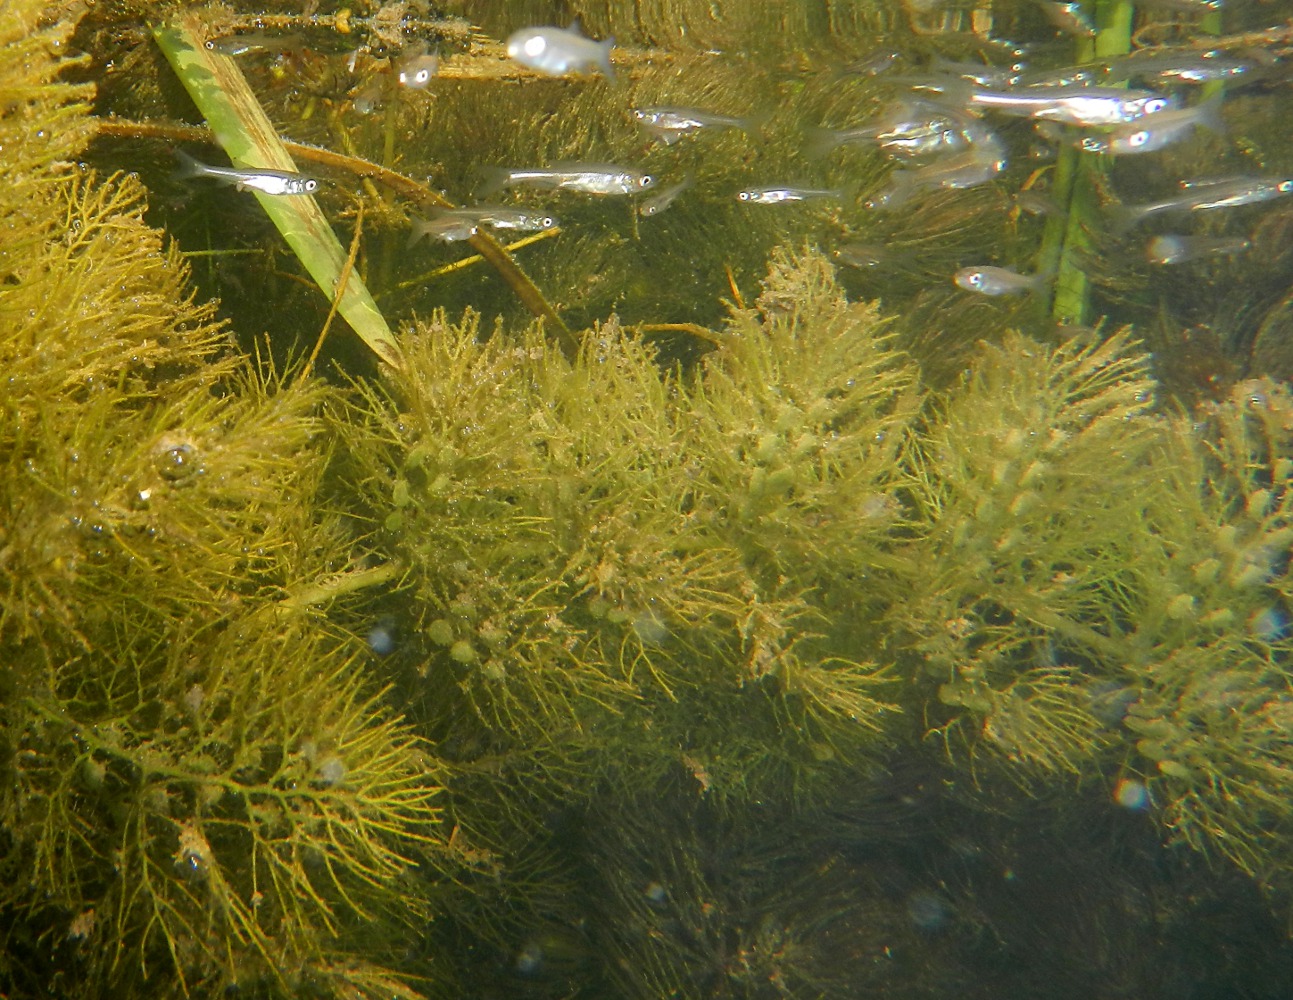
[954,265,1044,295]
[174,150,320,195]
[472,206,558,231]
[397,47,439,89]
[1119,176,1293,228]
[1085,94,1224,155]
[205,31,304,56]
[736,186,841,204]
[807,98,971,159]
[506,22,614,79]
[410,206,558,244]
[1104,50,1256,85]
[1036,0,1096,37]
[839,49,901,78]
[968,85,1173,126]
[638,175,693,217]
[1146,234,1250,265]
[1014,190,1062,216]
[632,107,759,145]
[833,242,905,269]
[482,163,654,196]
[408,215,479,245]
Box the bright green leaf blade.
[153,16,401,367]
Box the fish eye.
[415,68,431,84]
[966,272,984,288]
[541,216,555,228]
[1280,181,1293,193]
[738,190,752,201]
[1144,97,1170,114]
[638,174,655,189]
[1129,130,1149,147]
[305,179,319,192]
[523,36,547,58]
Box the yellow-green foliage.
[17,621,441,997]
[0,4,445,997]
[339,248,906,772]
[1115,380,1293,878]
[891,336,1293,880]
[892,332,1164,773]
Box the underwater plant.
[892,335,1293,883]
[338,245,914,776]
[0,4,446,997]
[7,1,1293,997]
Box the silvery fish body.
[472,206,558,231]
[1146,234,1250,265]
[968,85,1173,126]
[1104,50,1256,85]
[633,106,758,145]
[485,163,654,196]
[205,31,304,56]
[409,214,479,245]
[1097,94,1223,155]
[174,150,320,195]
[736,186,841,204]
[1120,175,1293,227]
[409,206,559,245]
[506,23,614,78]
[954,265,1043,295]
[639,175,693,217]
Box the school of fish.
[195,12,1290,300]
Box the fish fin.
[1195,90,1227,137]
[738,108,774,134]
[172,148,207,181]
[598,36,615,80]
[476,166,511,199]
[803,126,847,158]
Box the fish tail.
[804,126,845,158]
[172,149,209,180]
[407,218,431,249]
[1196,90,1227,137]
[1106,201,1149,236]
[598,37,615,80]
[476,166,511,199]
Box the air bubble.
[156,441,201,481]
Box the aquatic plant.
[0,4,445,996]
[8,2,1293,996]
[893,336,1293,881]
[891,330,1163,773]
[1115,378,1293,880]
[338,246,909,771]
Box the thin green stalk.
[1043,0,1134,326]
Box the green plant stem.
[1043,0,1134,327]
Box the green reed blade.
[1041,0,1134,327]
[153,16,401,368]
